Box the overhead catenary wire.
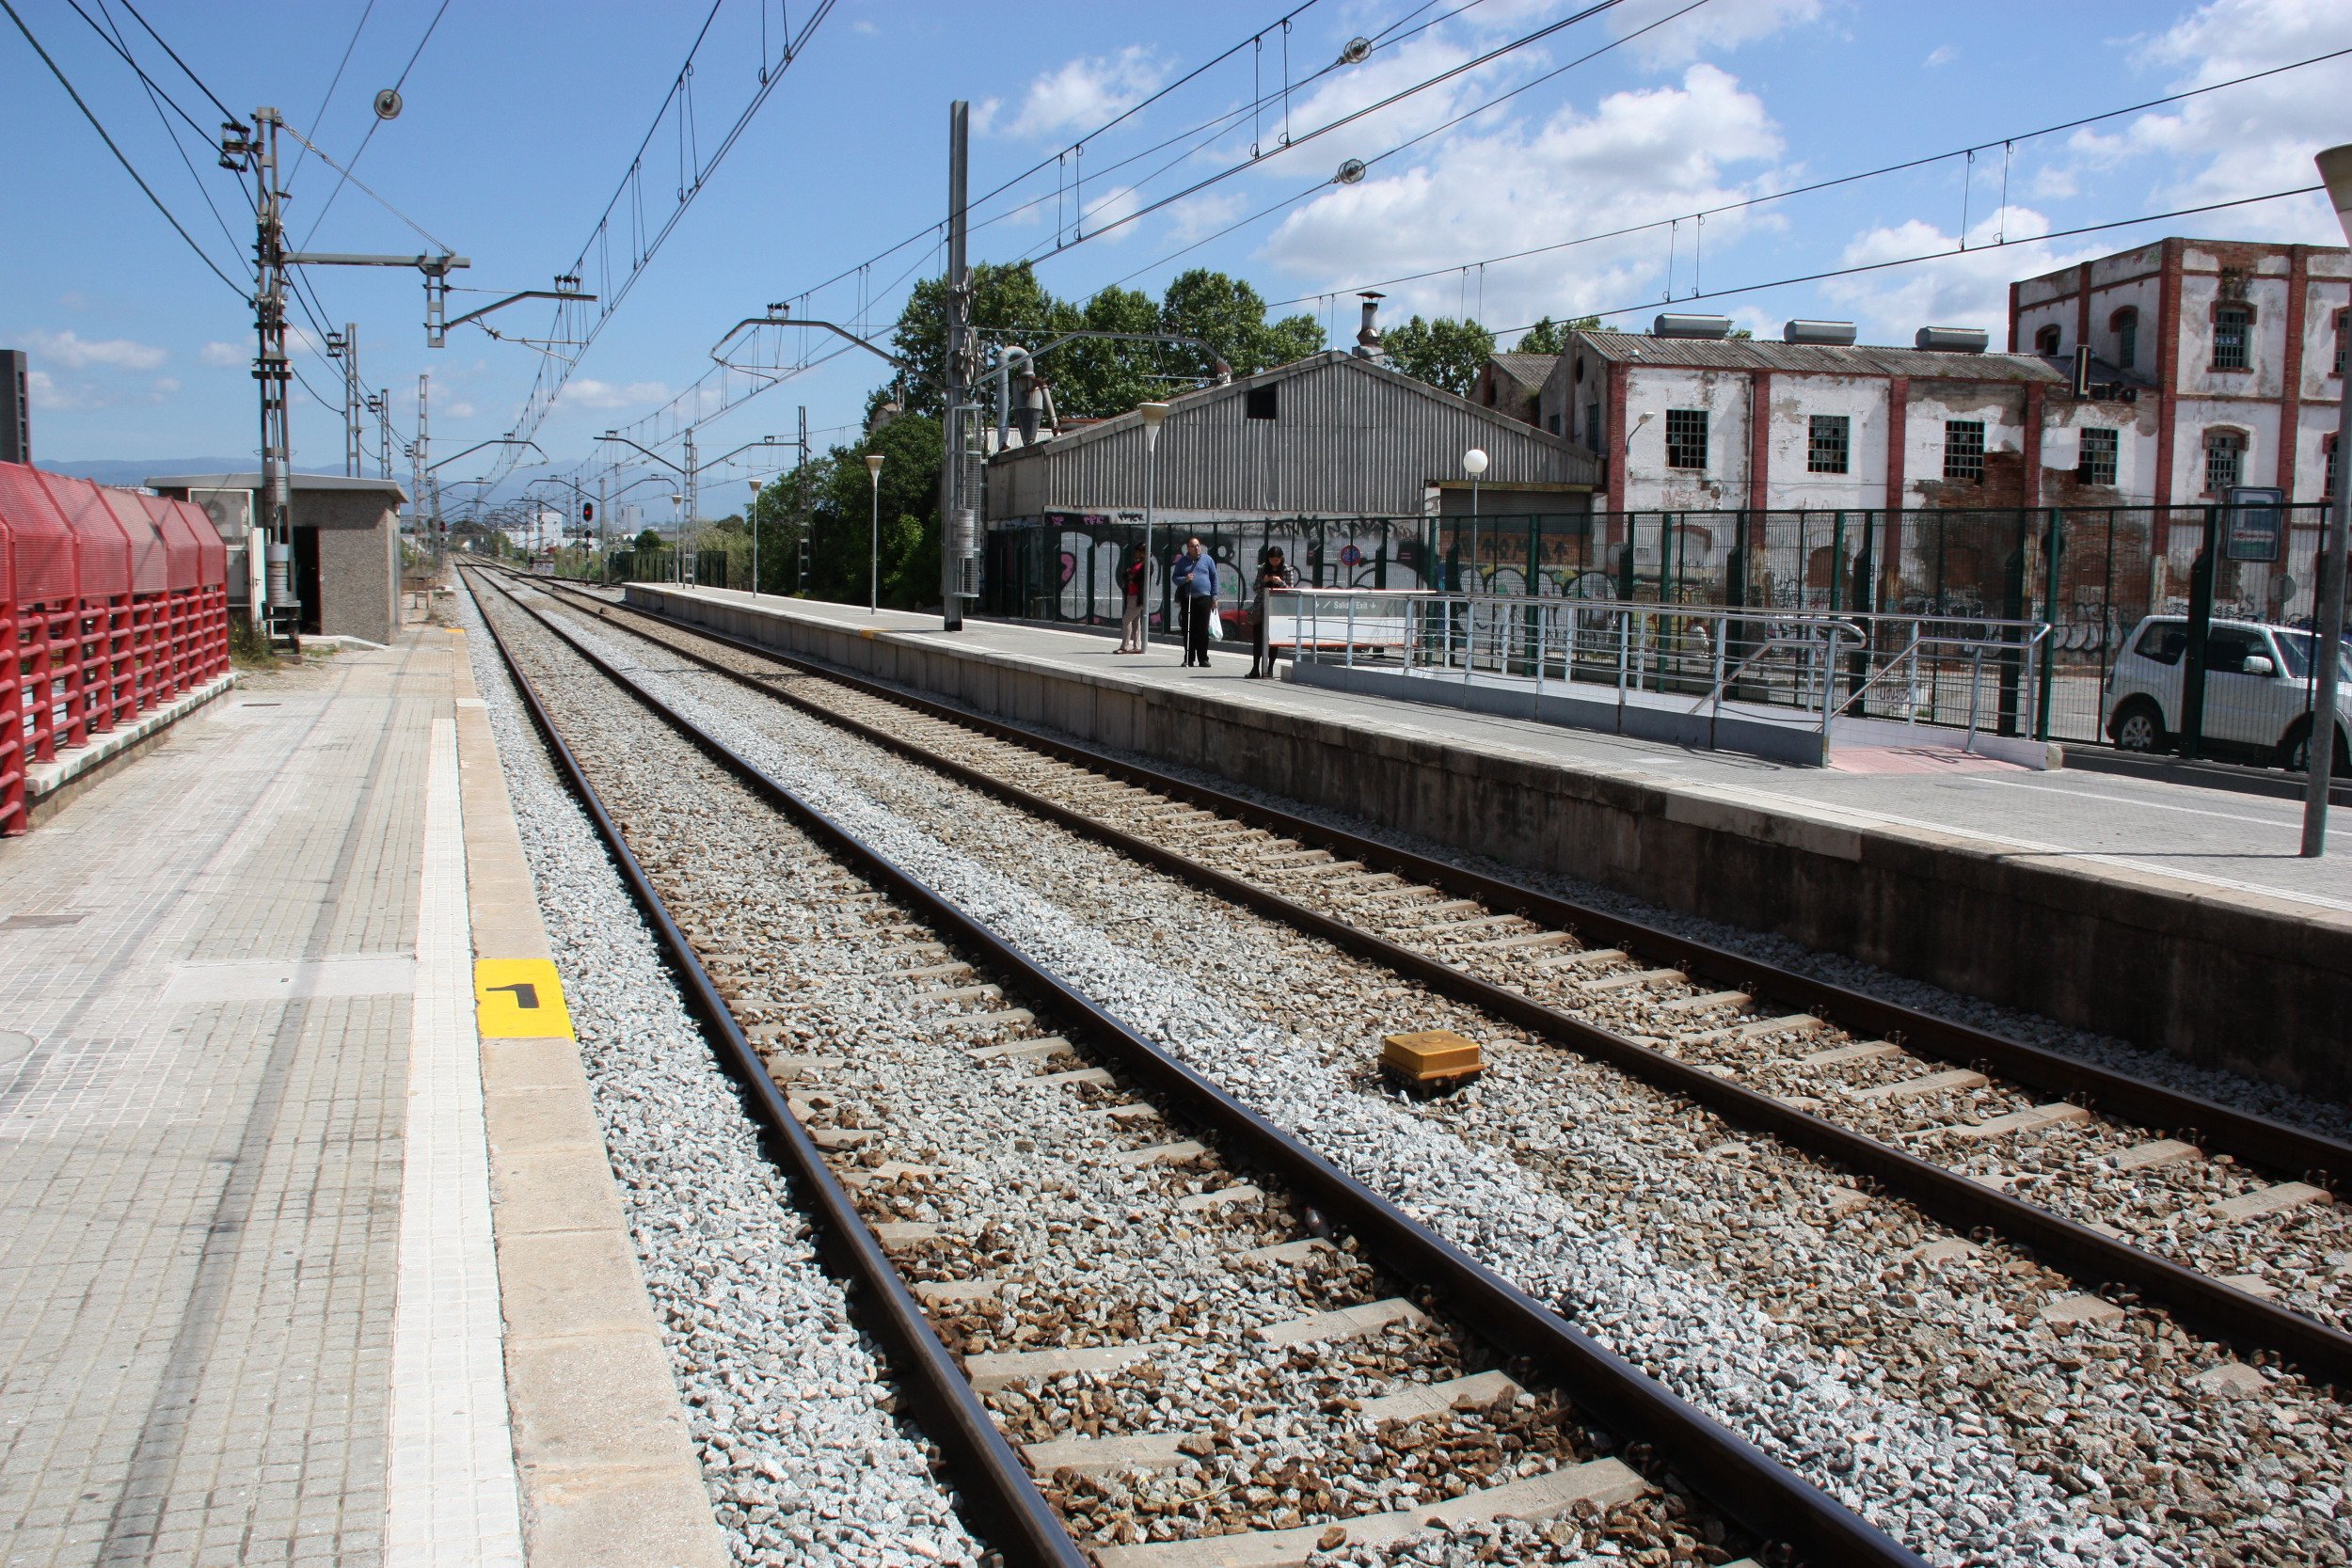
[1075,0,1705,294]
[84,0,254,268]
[2,0,248,300]
[1260,40,2352,311]
[288,0,380,183]
[297,0,453,246]
[1480,183,2327,337]
[606,0,1632,465]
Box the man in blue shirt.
[1173,536,1218,667]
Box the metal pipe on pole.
[866,452,885,613]
[2303,143,2352,858]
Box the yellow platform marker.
[1380,1028,1485,1087]
[473,958,575,1039]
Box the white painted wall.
[1616,367,1756,511]
[1758,373,1889,510]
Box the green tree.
[1382,315,1497,396]
[1158,269,1323,378]
[1517,315,1607,353]
[803,414,944,610]
[634,528,662,552]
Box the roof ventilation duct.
[1654,312,1732,339]
[1354,292,1385,359]
[1782,319,1856,346]
[1915,325,1990,353]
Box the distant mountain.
[36,458,347,488]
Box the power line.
[279,119,452,250]
[288,0,379,183]
[86,0,254,269]
[485,0,837,473]
[1071,0,1701,295]
[1263,40,2352,311]
[2,0,247,300]
[1486,184,2327,336]
[114,0,242,127]
[1027,0,1637,262]
[297,0,451,246]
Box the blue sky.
[7,0,2349,514]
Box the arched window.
[2203,428,2247,495]
[2035,324,2062,355]
[2335,309,2347,378]
[2110,307,2138,370]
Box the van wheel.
[2282,719,2352,775]
[2110,697,2167,754]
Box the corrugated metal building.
[985,350,1599,526]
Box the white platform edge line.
[384,714,525,1566]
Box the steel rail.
[517,574,2352,1389]
[467,567,1932,1568]
[467,578,1090,1568]
[579,579,2352,1190]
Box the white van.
[2101,615,2351,772]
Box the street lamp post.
[865,452,885,613]
[1139,403,1169,648]
[1462,448,1489,595]
[748,477,763,597]
[670,495,683,582]
[2304,143,2352,857]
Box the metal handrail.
[1268,588,2058,747]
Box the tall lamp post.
[670,495,684,582]
[2304,143,2352,856]
[865,452,885,613]
[748,477,763,598]
[1139,403,1169,646]
[1462,448,1488,594]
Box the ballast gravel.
[498,588,2240,1567]
[455,584,980,1567]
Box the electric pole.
[940,100,971,631]
[233,107,297,641]
[415,372,431,534]
[682,427,699,585]
[369,388,392,480]
[337,322,362,477]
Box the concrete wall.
[630,585,2352,1103]
[301,490,399,644]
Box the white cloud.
[200,341,246,368]
[1074,184,1144,243]
[2048,0,2352,243]
[1263,65,1782,329]
[444,400,478,420]
[979,46,1166,140]
[1609,0,1824,66]
[24,369,89,410]
[1923,43,1958,68]
[1823,207,2104,347]
[150,376,181,399]
[559,378,671,410]
[17,327,166,372]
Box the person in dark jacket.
[1173,537,1217,667]
[1116,544,1148,653]
[1248,546,1295,678]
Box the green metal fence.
[984,502,2336,745]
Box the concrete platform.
[628,585,2352,1102]
[0,629,722,1566]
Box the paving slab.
[0,630,722,1568]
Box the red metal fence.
[0,462,230,835]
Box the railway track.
[465,567,1928,1567]
[511,572,2352,1386]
